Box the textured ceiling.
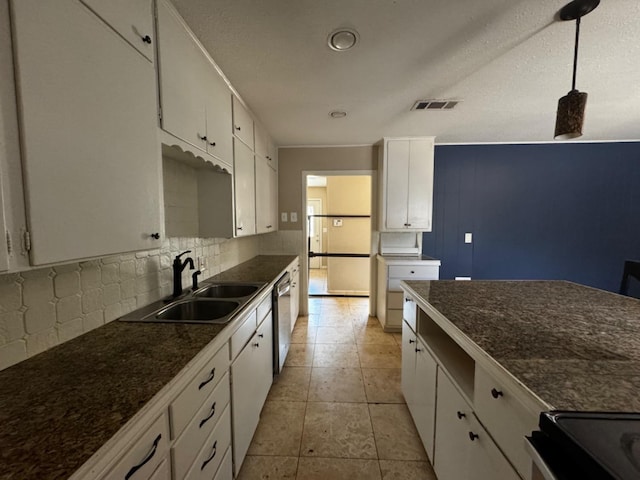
[170,0,640,146]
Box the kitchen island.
[400,279,640,480]
[0,255,295,480]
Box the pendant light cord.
[572,16,581,91]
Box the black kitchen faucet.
[172,250,195,297]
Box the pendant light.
[554,0,599,140]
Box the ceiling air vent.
[411,100,460,111]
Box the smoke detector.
[411,100,460,111]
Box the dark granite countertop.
[0,255,295,480]
[403,280,640,412]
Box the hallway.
[237,297,437,480]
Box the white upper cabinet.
[156,0,232,169]
[81,0,155,61]
[233,139,256,236]
[255,156,277,234]
[379,137,435,231]
[255,122,277,170]
[232,96,254,150]
[11,0,162,265]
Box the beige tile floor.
[237,297,438,480]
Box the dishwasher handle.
[276,273,291,296]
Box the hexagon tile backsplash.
[0,235,260,371]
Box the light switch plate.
[464,233,473,244]
[290,212,298,223]
[281,212,288,222]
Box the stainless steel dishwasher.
[272,272,291,375]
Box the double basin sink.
[120,282,266,325]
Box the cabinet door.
[255,158,277,234]
[254,122,269,159]
[157,0,207,151]
[433,372,471,480]
[233,139,256,236]
[231,332,261,474]
[204,68,233,168]
[12,0,162,265]
[384,140,410,229]
[256,315,274,407]
[406,138,434,230]
[413,339,437,461]
[467,415,521,480]
[401,320,417,409]
[81,0,154,60]
[232,96,254,149]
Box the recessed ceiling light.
[330,111,347,118]
[328,28,359,51]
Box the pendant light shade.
[555,89,588,140]
[553,0,599,140]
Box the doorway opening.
[306,174,371,298]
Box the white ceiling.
[170,0,640,146]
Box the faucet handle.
[176,250,192,259]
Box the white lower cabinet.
[183,405,232,480]
[230,314,274,475]
[149,459,171,480]
[172,373,230,480]
[103,413,170,480]
[401,320,437,460]
[290,262,300,330]
[213,447,233,480]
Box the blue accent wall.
[422,142,640,293]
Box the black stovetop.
[535,411,640,480]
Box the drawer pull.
[198,368,216,390]
[201,440,217,471]
[415,347,422,352]
[491,388,504,399]
[142,35,152,44]
[409,339,415,344]
[404,223,411,227]
[199,402,217,428]
[468,432,479,441]
[405,298,411,302]
[258,333,264,338]
[457,411,466,419]
[125,433,161,480]
[253,342,260,347]
[410,270,415,274]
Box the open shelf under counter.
[417,308,475,401]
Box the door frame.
[301,170,378,317]
[307,197,323,269]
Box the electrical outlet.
[290,212,298,223]
[281,212,288,222]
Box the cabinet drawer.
[213,446,233,480]
[184,405,232,480]
[468,415,521,480]
[474,365,537,480]
[388,265,439,280]
[104,412,170,480]
[387,291,404,309]
[403,296,417,331]
[170,344,230,439]
[149,458,171,480]
[257,293,272,326]
[173,373,231,480]
[230,310,257,360]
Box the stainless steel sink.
[193,283,262,299]
[118,281,267,325]
[151,299,240,324]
